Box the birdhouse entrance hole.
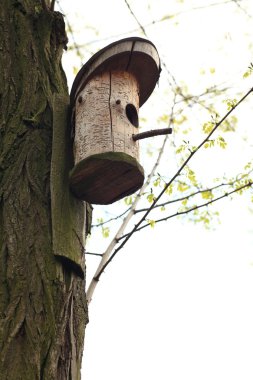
[126,104,139,127]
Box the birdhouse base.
[69,152,144,204]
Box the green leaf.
[204,140,215,149]
[147,193,155,203]
[173,115,187,126]
[185,167,197,185]
[148,219,156,228]
[243,70,251,78]
[165,184,173,195]
[153,178,161,187]
[202,121,214,134]
[181,198,188,206]
[158,114,169,123]
[124,195,133,205]
[244,161,252,170]
[176,144,186,154]
[177,182,189,192]
[243,63,253,78]
[201,190,213,200]
[216,136,227,149]
[223,98,237,110]
[102,226,110,238]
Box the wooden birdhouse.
[69,37,161,204]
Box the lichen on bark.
[0,2,88,379]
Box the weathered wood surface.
[70,70,144,204]
[74,71,139,163]
[70,37,161,108]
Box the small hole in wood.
[78,96,83,104]
[116,99,121,105]
[126,104,139,128]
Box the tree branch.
[86,97,177,303]
[91,207,131,228]
[135,170,253,213]
[121,181,253,235]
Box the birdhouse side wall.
[110,71,139,159]
[74,73,112,164]
[73,71,140,165]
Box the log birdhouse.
[69,37,161,205]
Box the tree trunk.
[0,2,88,379]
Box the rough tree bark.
[0,1,89,379]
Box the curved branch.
[86,97,177,303]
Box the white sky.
[57,1,253,379]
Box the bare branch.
[86,97,177,303]
[69,1,245,50]
[135,182,229,213]
[124,0,146,35]
[135,170,253,213]
[122,181,253,235]
[91,207,131,228]
[232,0,252,18]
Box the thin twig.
[232,0,252,18]
[71,1,244,50]
[123,0,218,104]
[135,170,253,213]
[124,0,146,35]
[120,182,253,236]
[91,207,131,228]
[135,183,229,213]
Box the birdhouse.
[69,37,161,204]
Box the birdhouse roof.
[70,37,161,108]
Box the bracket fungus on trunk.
[69,37,161,205]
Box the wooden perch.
[132,128,172,141]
